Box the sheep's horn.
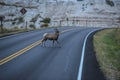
[54,28,58,31]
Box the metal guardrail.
[51,16,119,27]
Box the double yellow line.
[0,28,78,65]
[0,40,43,65]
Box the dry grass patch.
[93,28,120,80]
[0,28,33,37]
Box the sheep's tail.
[41,38,44,42]
[41,33,47,43]
[43,33,48,37]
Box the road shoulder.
[82,32,106,80]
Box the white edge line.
[77,28,103,80]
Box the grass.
[0,28,31,37]
[93,28,120,80]
[0,26,59,37]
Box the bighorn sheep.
[41,28,60,47]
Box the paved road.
[0,27,106,80]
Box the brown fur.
[41,29,60,47]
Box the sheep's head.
[54,28,59,33]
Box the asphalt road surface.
[0,27,106,80]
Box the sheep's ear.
[54,28,58,31]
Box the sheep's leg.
[41,41,45,47]
[41,42,43,47]
[41,39,46,47]
[41,39,45,47]
[53,40,55,47]
[41,40,44,47]
[43,41,47,47]
[56,40,61,47]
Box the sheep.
[41,28,60,47]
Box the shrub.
[12,21,16,25]
[30,17,37,23]
[30,14,40,23]
[40,23,48,28]
[40,18,51,24]
[0,2,6,5]
[19,17,24,22]
[117,17,120,23]
[29,24,36,29]
[16,17,24,24]
[106,0,114,7]
[90,3,94,5]
[13,27,19,30]
[8,13,15,16]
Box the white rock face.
[0,0,119,28]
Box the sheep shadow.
[41,45,61,48]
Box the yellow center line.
[0,28,79,65]
[0,40,42,65]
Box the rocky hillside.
[0,0,120,29]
